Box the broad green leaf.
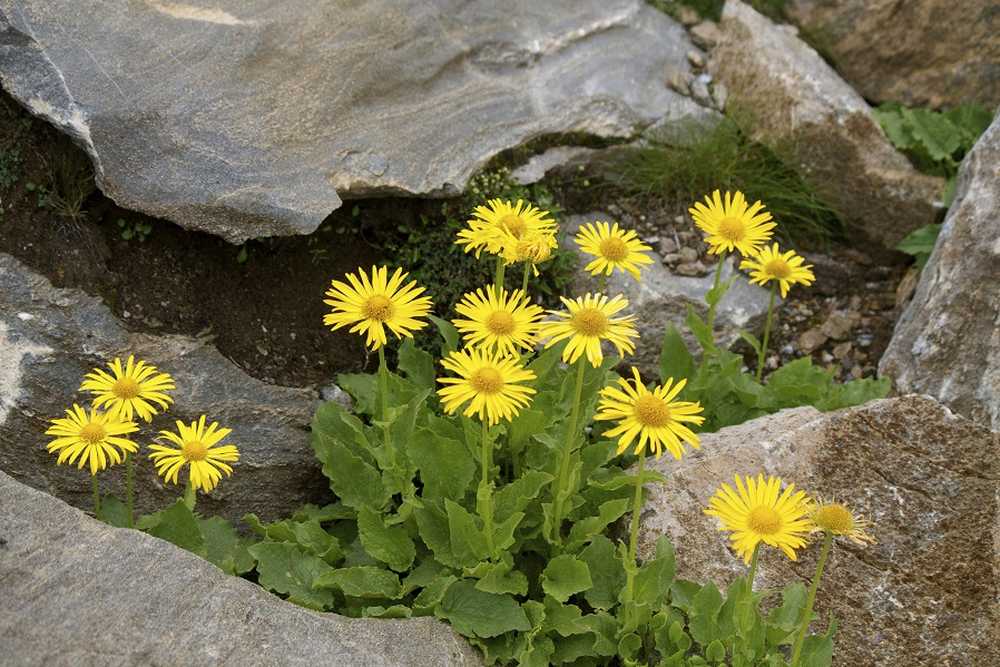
[551,633,598,664]
[469,556,528,596]
[413,573,458,615]
[706,639,726,662]
[437,580,531,638]
[767,581,807,644]
[541,554,592,603]
[541,596,589,637]
[492,511,525,552]
[336,373,377,415]
[445,499,489,567]
[386,389,430,471]
[579,535,626,611]
[564,497,629,551]
[738,330,762,356]
[137,499,204,555]
[248,542,335,610]
[401,559,446,595]
[618,632,642,661]
[414,502,462,569]
[633,536,676,607]
[686,305,716,352]
[944,103,993,147]
[290,502,355,522]
[688,581,724,646]
[494,470,552,522]
[314,565,402,599]
[902,107,961,162]
[410,427,475,501]
[97,495,129,527]
[873,106,915,149]
[312,402,388,510]
[357,506,416,572]
[429,314,460,353]
[363,604,412,618]
[660,323,695,387]
[506,407,548,459]
[199,516,254,575]
[580,611,619,656]
[895,223,940,261]
[397,338,436,389]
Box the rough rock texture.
[0,252,328,522]
[880,112,1000,430]
[786,0,1000,109]
[0,471,481,667]
[710,0,945,248]
[0,0,703,243]
[638,396,1000,666]
[563,213,771,377]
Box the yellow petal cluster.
[149,415,240,493]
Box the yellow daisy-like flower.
[45,404,139,475]
[704,474,813,564]
[575,221,654,281]
[689,190,776,256]
[538,293,638,367]
[810,498,876,546]
[323,265,433,351]
[452,286,544,356]
[740,243,816,298]
[437,347,537,426]
[595,367,705,459]
[79,355,175,423]
[457,198,557,258]
[148,415,240,493]
[501,230,557,268]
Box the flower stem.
[550,360,587,545]
[184,478,197,512]
[495,256,506,294]
[125,455,135,528]
[756,284,777,382]
[521,262,530,296]
[747,542,761,588]
[377,346,389,423]
[791,531,833,667]
[479,420,496,557]
[624,452,647,603]
[91,474,101,517]
[706,251,728,332]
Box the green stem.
[597,273,608,294]
[521,262,531,296]
[756,285,777,382]
[480,420,496,557]
[624,452,647,603]
[706,251,728,332]
[91,474,101,517]
[184,478,197,512]
[791,532,833,667]
[377,346,389,423]
[550,360,587,545]
[495,256,506,294]
[125,455,134,528]
[747,542,761,589]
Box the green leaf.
[437,580,531,638]
[199,516,254,575]
[686,305,716,352]
[413,573,459,614]
[397,338,436,389]
[401,559,445,595]
[706,639,726,662]
[902,107,962,162]
[564,497,629,551]
[688,581,724,646]
[895,223,940,258]
[410,427,475,501]
[414,502,462,569]
[445,499,489,567]
[506,407,548,460]
[738,330,762,357]
[336,373,377,415]
[290,502,355,522]
[491,511,525,552]
[97,495,129,527]
[541,596,589,636]
[137,499,204,555]
[314,565,402,599]
[767,581,807,644]
[873,106,915,150]
[357,506,416,572]
[429,314,460,353]
[944,103,993,147]
[541,554,592,603]
[494,470,552,522]
[363,604,412,618]
[312,402,388,510]
[633,536,676,607]
[248,542,335,610]
[470,557,528,596]
[579,535,625,611]
[660,324,695,385]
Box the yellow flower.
[575,221,654,281]
[79,355,175,422]
[149,415,240,493]
[456,198,557,258]
[538,293,638,367]
[501,230,557,268]
[595,367,705,459]
[452,286,544,356]
[437,347,537,425]
[704,474,813,564]
[810,498,875,546]
[689,190,776,256]
[740,243,815,297]
[45,404,139,475]
[323,265,433,351]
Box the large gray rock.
[0,0,703,243]
[638,396,1000,666]
[786,0,1000,109]
[0,470,481,666]
[710,0,945,248]
[0,252,328,522]
[880,112,1000,430]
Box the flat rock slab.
[638,396,1000,666]
[0,251,328,522]
[880,111,1000,431]
[0,470,481,666]
[0,0,701,242]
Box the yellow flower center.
[813,504,853,534]
[747,506,782,535]
[634,394,672,428]
[182,439,209,462]
[598,237,629,262]
[499,214,527,238]
[112,377,141,399]
[363,294,394,322]
[79,422,106,444]
[469,367,504,394]
[486,310,516,335]
[570,307,608,337]
[764,259,791,280]
[718,216,746,242]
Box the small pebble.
[687,50,705,68]
[678,247,699,263]
[675,261,706,276]
[659,238,678,254]
[663,253,682,265]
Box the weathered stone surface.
[880,112,1000,430]
[638,396,1000,666]
[0,252,328,522]
[786,0,1000,109]
[710,0,945,248]
[563,213,771,377]
[0,0,703,243]
[0,471,481,667]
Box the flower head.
[501,230,556,269]
[595,367,705,459]
[149,415,240,493]
[452,286,544,356]
[80,355,175,422]
[437,347,536,425]
[689,190,776,256]
[810,498,875,546]
[457,198,557,258]
[704,474,813,563]
[575,221,654,281]
[538,293,638,367]
[324,265,433,350]
[45,405,139,475]
[740,243,815,297]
